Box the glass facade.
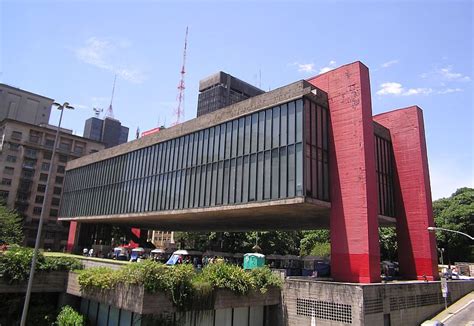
[61,98,330,218]
[375,135,395,217]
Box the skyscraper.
[83,117,129,148]
[197,71,264,117]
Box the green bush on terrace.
[0,246,82,283]
[77,260,282,310]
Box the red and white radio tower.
[172,27,188,126]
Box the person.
[83,248,88,256]
[88,248,94,257]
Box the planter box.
[0,271,68,293]
[66,272,281,315]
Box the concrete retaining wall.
[282,278,474,326]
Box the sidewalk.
[429,291,474,324]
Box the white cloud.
[421,65,471,82]
[319,60,337,74]
[376,82,404,95]
[381,59,399,68]
[437,88,463,94]
[377,82,432,96]
[75,37,145,83]
[291,62,316,73]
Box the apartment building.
[0,119,104,250]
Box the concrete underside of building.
[59,197,396,231]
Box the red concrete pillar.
[374,107,438,280]
[66,221,79,253]
[308,62,381,283]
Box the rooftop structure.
[0,83,53,125]
[197,71,265,117]
[83,116,129,149]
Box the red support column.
[308,62,381,283]
[66,221,78,253]
[374,107,438,280]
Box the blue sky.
[1,0,472,199]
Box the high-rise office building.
[197,71,264,117]
[0,119,104,250]
[83,117,129,148]
[0,83,53,125]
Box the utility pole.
[20,102,75,326]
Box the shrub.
[0,247,83,283]
[77,267,119,290]
[198,262,254,295]
[56,305,85,326]
[249,266,282,293]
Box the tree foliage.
[175,231,302,255]
[0,203,23,245]
[433,187,474,262]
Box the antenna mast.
[105,74,117,119]
[172,27,188,126]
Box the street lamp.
[20,102,74,326]
[427,226,474,241]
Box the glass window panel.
[97,302,108,326]
[258,111,265,152]
[257,152,264,201]
[242,156,249,203]
[184,169,190,209]
[296,99,303,143]
[251,113,258,153]
[317,105,323,148]
[211,163,218,206]
[296,143,303,196]
[214,125,220,162]
[223,160,230,205]
[192,132,198,166]
[229,159,236,204]
[219,124,226,161]
[175,171,181,208]
[249,154,257,201]
[197,131,203,166]
[216,161,223,205]
[322,107,328,150]
[194,166,201,207]
[208,128,214,164]
[231,120,238,158]
[235,157,243,203]
[280,104,287,146]
[244,116,251,155]
[189,168,196,208]
[263,151,272,199]
[288,144,295,197]
[202,129,209,165]
[265,109,272,151]
[200,165,207,207]
[270,149,278,199]
[237,117,244,156]
[288,101,296,144]
[225,121,232,159]
[205,164,212,206]
[280,147,287,198]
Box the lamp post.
[20,102,74,326]
[427,226,474,241]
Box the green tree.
[300,230,330,257]
[379,227,397,261]
[433,187,474,263]
[0,203,23,244]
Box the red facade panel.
[373,107,438,280]
[66,221,78,252]
[308,62,381,283]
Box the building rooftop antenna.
[172,27,188,126]
[105,74,117,119]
